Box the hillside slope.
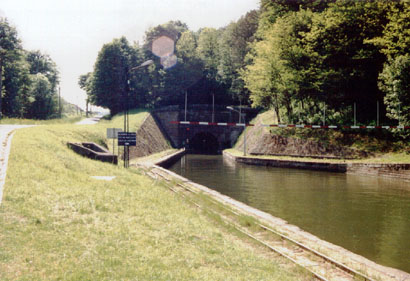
[235,111,369,159]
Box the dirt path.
[0,125,33,205]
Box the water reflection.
[168,154,410,273]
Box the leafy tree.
[242,9,315,122]
[370,1,410,59]
[303,1,390,122]
[258,0,333,33]
[0,18,23,118]
[26,50,59,92]
[197,27,220,79]
[24,50,60,119]
[241,29,285,122]
[372,1,410,128]
[0,18,60,119]
[378,55,410,125]
[174,31,204,104]
[78,72,93,115]
[176,31,197,60]
[218,10,259,104]
[90,37,132,115]
[144,20,188,54]
[2,55,31,117]
[28,74,57,119]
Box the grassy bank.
[0,116,83,125]
[235,110,410,163]
[0,111,305,280]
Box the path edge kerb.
[0,125,35,206]
[146,149,410,281]
[0,130,17,205]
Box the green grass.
[0,110,305,280]
[0,116,83,125]
[102,109,149,132]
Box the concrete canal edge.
[223,151,410,181]
[146,149,410,280]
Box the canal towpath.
[0,125,34,205]
[0,114,103,205]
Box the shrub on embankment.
[0,110,306,280]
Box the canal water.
[168,154,410,273]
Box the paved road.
[0,125,33,205]
[75,115,104,125]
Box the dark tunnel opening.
[189,132,219,154]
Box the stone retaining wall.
[129,114,172,159]
[67,142,117,164]
[224,151,410,181]
[155,149,186,168]
[347,163,410,181]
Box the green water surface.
[169,154,410,273]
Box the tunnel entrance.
[189,132,219,154]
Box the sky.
[0,0,260,109]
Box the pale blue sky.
[0,0,259,109]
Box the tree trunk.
[274,93,281,123]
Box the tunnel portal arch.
[189,132,219,154]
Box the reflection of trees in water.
[169,154,410,272]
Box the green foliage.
[90,37,133,115]
[81,0,409,143]
[84,15,260,111]
[197,27,220,80]
[243,0,409,134]
[370,1,410,59]
[27,74,57,119]
[144,20,188,53]
[218,10,259,104]
[242,9,315,122]
[0,18,60,120]
[379,55,410,125]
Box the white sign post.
[107,128,123,155]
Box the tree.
[372,1,410,128]
[241,29,285,122]
[242,9,315,122]
[78,72,93,116]
[0,18,60,119]
[218,10,259,104]
[26,50,59,92]
[144,20,188,55]
[28,74,57,119]
[258,0,333,34]
[369,1,410,60]
[2,54,31,117]
[197,27,220,79]
[0,18,22,118]
[378,55,410,125]
[90,37,132,115]
[302,1,390,122]
[174,31,204,104]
